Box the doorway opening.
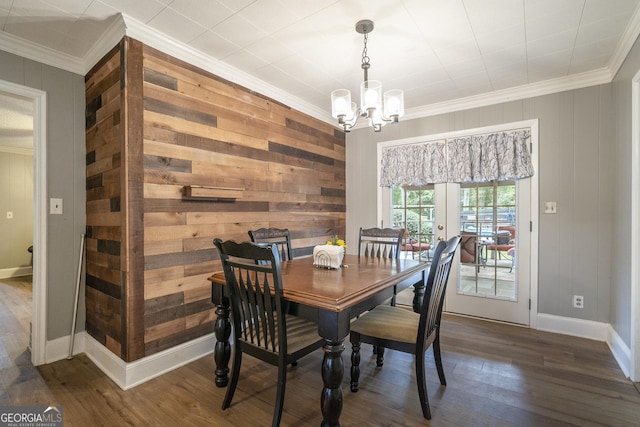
[0,80,47,366]
[0,90,34,369]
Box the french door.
[440,180,531,325]
[388,179,531,325]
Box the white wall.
[610,36,640,348]
[0,151,33,272]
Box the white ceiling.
[1,0,640,129]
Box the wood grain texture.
[122,37,146,362]
[85,40,125,359]
[3,277,638,427]
[85,36,345,362]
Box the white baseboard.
[536,313,632,379]
[44,331,86,363]
[43,331,214,390]
[607,324,631,378]
[0,266,33,279]
[83,333,215,390]
[41,313,631,388]
[536,313,608,340]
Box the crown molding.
[0,31,85,75]
[121,15,332,126]
[0,14,631,128]
[609,4,640,78]
[83,14,127,74]
[402,67,613,121]
[349,68,612,129]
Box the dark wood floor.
[1,276,639,426]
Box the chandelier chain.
[361,32,370,68]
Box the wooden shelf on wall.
[182,185,243,202]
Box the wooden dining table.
[209,254,428,427]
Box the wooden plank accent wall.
[85,36,346,362]
[123,38,146,362]
[85,40,125,359]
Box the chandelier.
[331,20,405,132]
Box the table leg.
[321,339,344,427]
[214,299,231,387]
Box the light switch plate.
[544,201,557,214]
[50,198,63,214]
[6,211,13,219]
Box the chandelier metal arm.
[337,109,398,133]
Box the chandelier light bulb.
[370,108,386,131]
[331,89,352,119]
[361,80,382,112]
[384,89,405,120]
[365,90,377,105]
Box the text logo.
[0,406,63,427]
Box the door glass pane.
[391,185,435,263]
[459,180,517,300]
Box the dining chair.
[485,225,516,262]
[213,238,324,427]
[400,231,432,260]
[358,227,405,308]
[358,227,404,259]
[349,235,461,420]
[249,227,309,323]
[248,227,293,261]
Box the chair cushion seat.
[350,305,419,344]
[284,314,323,353]
[485,243,515,251]
[401,242,431,252]
[247,313,321,352]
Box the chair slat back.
[214,239,286,354]
[248,228,294,262]
[418,235,461,347]
[358,227,404,259]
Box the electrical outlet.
[573,295,584,309]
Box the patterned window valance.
[380,129,534,187]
